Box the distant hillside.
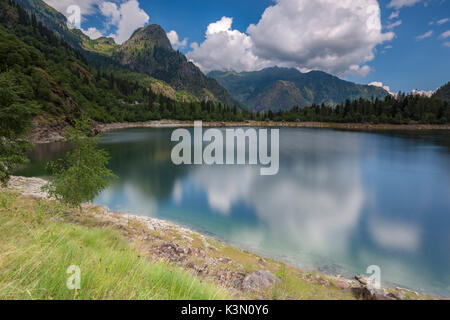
[209,67,389,112]
[14,0,237,106]
[434,82,450,102]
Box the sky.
[44,0,450,93]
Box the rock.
[332,279,349,290]
[258,258,267,265]
[305,273,314,281]
[218,257,231,264]
[351,282,398,300]
[316,276,330,286]
[385,292,401,300]
[242,270,281,292]
[355,275,369,286]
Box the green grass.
[0,192,229,300]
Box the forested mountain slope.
[0,0,245,132]
[14,0,237,106]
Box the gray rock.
[355,275,369,286]
[351,282,398,300]
[242,270,281,292]
[331,279,349,290]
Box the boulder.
[242,270,281,292]
[351,281,399,300]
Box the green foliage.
[0,71,36,185]
[43,118,116,208]
[268,94,449,124]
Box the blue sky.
[46,0,449,93]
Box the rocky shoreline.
[5,176,435,300]
[28,119,450,144]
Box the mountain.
[434,82,450,102]
[114,25,237,106]
[0,0,243,137]
[13,0,85,49]
[14,0,237,106]
[248,80,307,113]
[209,67,389,112]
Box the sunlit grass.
[0,192,229,300]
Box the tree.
[43,117,116,209]
[0,72,36,185]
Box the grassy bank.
[0,191,229,300]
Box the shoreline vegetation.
[29,120,450,144]
[1,176,440,300]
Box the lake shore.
[4,176,438,300]
[29,119,450,144]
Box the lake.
[17,127,450,296]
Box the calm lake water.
[17,127,450,296]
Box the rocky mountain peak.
[124,24,173,51]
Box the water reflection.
[18,127,450,296]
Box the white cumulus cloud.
[82,27,103,39]
[187,17,269,73]
[188,0,393,77]
[102,0,149,44]
[167,30,188,50]
[44,0,150,44]
[100,1,121,27]
[248,0,394,76]
[369,81,394,95]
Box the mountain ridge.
[209,67,389,112]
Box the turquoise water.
[18,127,450,296]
